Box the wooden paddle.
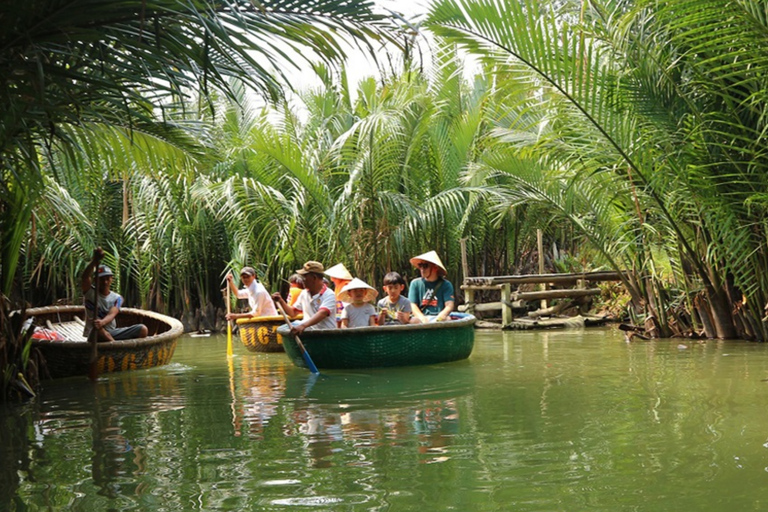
[88,250,102,381]
[276,301,319,374]
[225,280,233,358]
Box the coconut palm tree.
[426,0,768,339]
[1,0,396,399]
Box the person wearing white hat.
[224,266,277,320]
[325,262,353,321]
[408,250,455,323]
[81,247,148,341]
[338,278,378,328]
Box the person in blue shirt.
[407,250,455,323]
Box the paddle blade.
[295,336,320,374]
[226,323,233,357]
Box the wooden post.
[460,238,474,315]
[537,229,547,309]
[460,238,470,281]
[501,283,512,327]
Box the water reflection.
[229,355,291,439]
[225,353,476,468]
[6,330,768,511]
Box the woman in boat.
[324,263,353,322]
[408,250,456,324]
[225,266,277,320]
[81,248,148,341]
[272,261,337,335]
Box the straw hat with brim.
[409,250,447,276]
[325,263,353,281]
[338,278,378,303]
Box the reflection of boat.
[24,305,183,379]
[236,315,286,352]
[277,313,476,370]
[283,363,475,410]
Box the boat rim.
[277,312,476,338]
[23,305,184,349]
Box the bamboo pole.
[459,238,474,315]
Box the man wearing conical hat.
[408,250,455,323]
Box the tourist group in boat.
[239,250,456,336]
[80,247,457,342]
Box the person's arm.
[410,304,428,324]
[272,292,298,318]
[292,309,330,335]
[435,301,455,322]
[368,314,376,327]
[408,280,429,324]
[81,248,104,293]
[225,273,240,296]
[95,305,120,329]
[434,281,456,322]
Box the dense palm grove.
[4,0,768,399]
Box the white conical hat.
[338,278,378,303]
[325,263,353,281]
[409,250,447,276]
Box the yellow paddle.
[225,281,233,357]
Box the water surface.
[3,327,768,510]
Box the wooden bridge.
[458,238,625,328]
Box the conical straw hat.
[409,250,447,276]
[338,278,378,303]
[325,263,353,281]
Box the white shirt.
[237,280,277,317]
[294,284,337,330]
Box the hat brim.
[338,289,378,303]
[325,263,354,281]
[409,258,446,276]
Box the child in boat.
[376,272,414,325]
[287,273,304,306]
[338,278,378,328]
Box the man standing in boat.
[408,250,456,324]
[272,261,337,335]
[225,266,277,320]
[82,248,148,341]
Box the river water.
[3,327,768,510]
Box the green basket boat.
[23,305,183,379]
[277,312,476,370]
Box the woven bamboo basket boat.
[24,305,183,379]
[236,315,287,353]
[277,312,476,370]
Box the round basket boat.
[235,314,303,353]
[236,315,286,353]
[277,312,476,370]
[23,305,183,379]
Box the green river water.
[3,326,768,511]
